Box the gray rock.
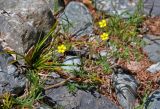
[46,0,65,14]
[45,86,119,109]
[144,0,160,17]
[0,0,55,54]
[99,50,107,57]
[147,62,160,73]
[112,66,138,109]
[142,34,160,63]
[62,56,81,72]
[93,0,139,18]
[0,46,26,95]
[59,1,93,37]
[93,0,160,17]
[144,89,160,109]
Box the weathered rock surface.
[59,1,93,37]
[143,34,160,63]
[0,0,55,54]
[144,0,160,17]
[93,0,139,18]
[93,0,160,18]
[0,45,26,96]
[112,66,138,109]
[45,86,119,109]
[144,89,160,109]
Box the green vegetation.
[14,70,43,108]
[1,22,61,108]
[1,93,14,109]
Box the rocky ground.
[0,0,160,109]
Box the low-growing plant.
[67,82,78,93]
[1,92,14,109]
[97,57,112,74]
[67,82,97,93]
[97,0,144,65]
[14,70,43,108]
[71,68,87,78]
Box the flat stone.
[142,34,160,63]
[112,66,138,109]
[144,89,160,109]
[45,86,119,109]
[59,1,93,37]
[62,56,81,72]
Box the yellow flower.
[57,44,67,53]
[99,19,107,28]
[100,33,109,41]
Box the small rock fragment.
[142,34,160,63]
[147,62,160,73]
[99,50,107,57]
[62,56,81,72]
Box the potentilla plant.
[94,0,145,74]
